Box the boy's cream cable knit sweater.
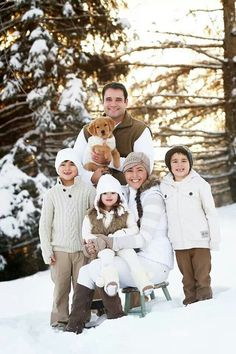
[39,176,96,264]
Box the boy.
[160,145,220,305]
[39,148,95,329]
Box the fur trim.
[139,174,160,193]
[88,208,128,235]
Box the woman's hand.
[95,234,114,249]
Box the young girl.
[82,173,153,297]
[160,145,221,305]
[39,148,95,329]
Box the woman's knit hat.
[164,145,193,172]
[122,152,151,176]
[94,174,128,219]
[55,148,81,174]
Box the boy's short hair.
[55,148,81,174]
[165,145,193,172]
[102,82,128,101]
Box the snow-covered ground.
[0,203,235,354]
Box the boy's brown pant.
[50,251,85,325]
[175,248,212,305]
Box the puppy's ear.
[107,117,115,131]
[87,121,97,136]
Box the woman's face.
[124,164,148,189]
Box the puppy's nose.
[101,130,105,135]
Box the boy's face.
[170,152,190,181]
[58,160,78,186]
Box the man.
[74,82,154,185]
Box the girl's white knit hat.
[94,174,128,219]
[55,148,81,174]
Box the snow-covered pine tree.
[0,0,129,280]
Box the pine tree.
[0,0,129,279]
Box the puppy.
[83,117,120,171]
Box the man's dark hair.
[102,82,128,101]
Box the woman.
[65,152,174,334]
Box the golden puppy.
[83,117,120,171]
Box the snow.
[21,8,44,22]
[29,39,48,55]
[10,53,22,70]
[0,203,235,354]
[115,17,131,29]
[58,76,89,120]
[0,151,49,239]
[0,80,20,100]
[27,86,50,105]
[63,2,75,17]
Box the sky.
[0,202,235,354]
[118,0,223,97]
[120,0,222,39]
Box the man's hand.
[91,167,110,185]
[91,150,111,165]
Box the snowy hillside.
[0,203,235,354]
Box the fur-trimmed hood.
[139,174,160,193]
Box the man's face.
[103,88,128,123]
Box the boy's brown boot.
[97,287,126,319]
[65,284,94,334]
[196,287,213,302]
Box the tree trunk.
[222,0,236,200]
